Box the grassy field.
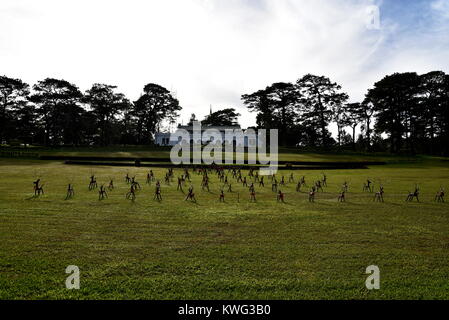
[0,155,448,300]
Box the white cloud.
[0,0,448,131]
[432,0,449,18]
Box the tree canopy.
[202,108,240,127]
[0,76,30,143]
[30,78,83,146]
[84,84,130,146]
[132,83,181,144]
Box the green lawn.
[0,156,448,299]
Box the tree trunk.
[352,125,357,149]
[429,116,435,154]
[317,94,327,147]
[337,124,342,146]
[1,94,7,143]
[281,106,286,147]
[43,113,50,147]
[365,119,371,151]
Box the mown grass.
[0,157,448,300]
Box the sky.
[1,0,449,131]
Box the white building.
[155,124,257,147]
[154,132,174,146]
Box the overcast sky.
[1,0,449,130]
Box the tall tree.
[84,84,130,146]
[366,72,421,153]
[242,89,278,130]
[202,108,240,127]
[296,74,348,147]
[133,83,181,144]
[0,76,30,144]
[30,78,83,146]
[265,82,298,146]
[332,102,350,146]
[344,102,365,148]
[359,99,376,150]
[418,71,447,154]
[120,101,138,145]
[242,83,298,146]
[435,73,449,155]
[12,104,37,145]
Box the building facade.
[155,124,257,147]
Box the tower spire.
[210,104,213,116]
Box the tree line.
[242,72,449,155]
[0,78,181,146]
[1,71,448,154]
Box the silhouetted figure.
[308,188,315,202]
[185,186,196,202]
[237,172,243,183]
[280,176,285,186]
[363,179,373,193]
[66,184,75,200]
[177,177,183,191]
[108,179,114,191]
[259,176,264,187]
[435,188,445,202]
[322,174,327,187]
[406,185,420,202]
[296,181,302,192]
[164,173,170,185]
[289,173,294,183]
[33,179,41,196]
[338,190,345,202]
[184,169,190,182]
[89,175,97,190]
[374,186,384,202]
[201,176,210,191]
[272,179,278,192]
[126,185,136,201]
[315,180,323,192]
[146,170,155,184]
[277,190,285,203]
[98,185,108,200]
[131,177,141,190]
[250,190,256,202]
[154,184,162,201]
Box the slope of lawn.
[2,146,426,163]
